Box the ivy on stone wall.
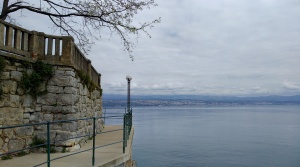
[77,70,98,92]
[20,60,54,97]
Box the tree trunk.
[1,0,10,20]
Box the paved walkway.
[0,125,133,167]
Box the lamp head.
[126,75,132,81]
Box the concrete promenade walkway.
[0,125,133,167]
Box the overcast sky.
[4,0,300,96]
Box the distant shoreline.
[103,99,300,107]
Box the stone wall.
[0,54,103,154]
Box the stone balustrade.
[0,20,100,87]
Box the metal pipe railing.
[0,108,133,167]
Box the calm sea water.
[107,105,300,167]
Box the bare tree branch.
[0,0,161,60]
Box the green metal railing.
[0,108,133,167]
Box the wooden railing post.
[61,36,74,65]
[29,31,45,59]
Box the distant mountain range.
[103,94,300,107]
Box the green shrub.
[30,136,46,148]
[1,154,12,160]
[16,151,28,157]
[76,70,100,92]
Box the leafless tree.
[0,0,160,59]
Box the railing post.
[123,114,126,153]
[129,109,132,135]
[103,108,106,125]
[92,117,96,166]
[127,113,129,141]
[47,121,51,167]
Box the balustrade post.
[6,26,13,48]
[61,36,74,65]
[87,59,92,80]
[29,31,46,59]
[14,29,21,50]
[0,23,4,46]
[98,73,101,87]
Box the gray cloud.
[3,0,300,96]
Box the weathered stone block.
[30,112,43,122]
[66,113,79,120]
[65,70,76,77]
[10,71,23,81]
[37,93,57,105]
[54,131,76,146]
[8,139,25,152]
[35,106,42,112]
[0,95,9,107]
[66,144,80,152]
[23,113,30,119]
[0,72,10,79]
[51,123,62,130]
[24,108,34,113]
[17,87,24,95]
[15,126,33,137]
[43,114,53,122]
[1,80,17,94]
[62,122,78,132]
[64,87,77,94]
[57,94,74,106]
[3,129,15,139]
[16,67,25,72]
[22,95,33,107]
[47,86,64,94]
[23,119,29,124]
[10,94,20,107]
[0,107,23,125]
[48,77,73,87]
[4,64,16,71]
[61,106,78,113]
[35,131,56,142]
[91,90,101,99]
[57,67,73,71]
[15,62,22,67]
[2,143,8,152]
[42,106,62,113]
[0,138,3,148]
[29,115,37,122]
[54,70,65,76]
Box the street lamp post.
[126,75,132,113]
